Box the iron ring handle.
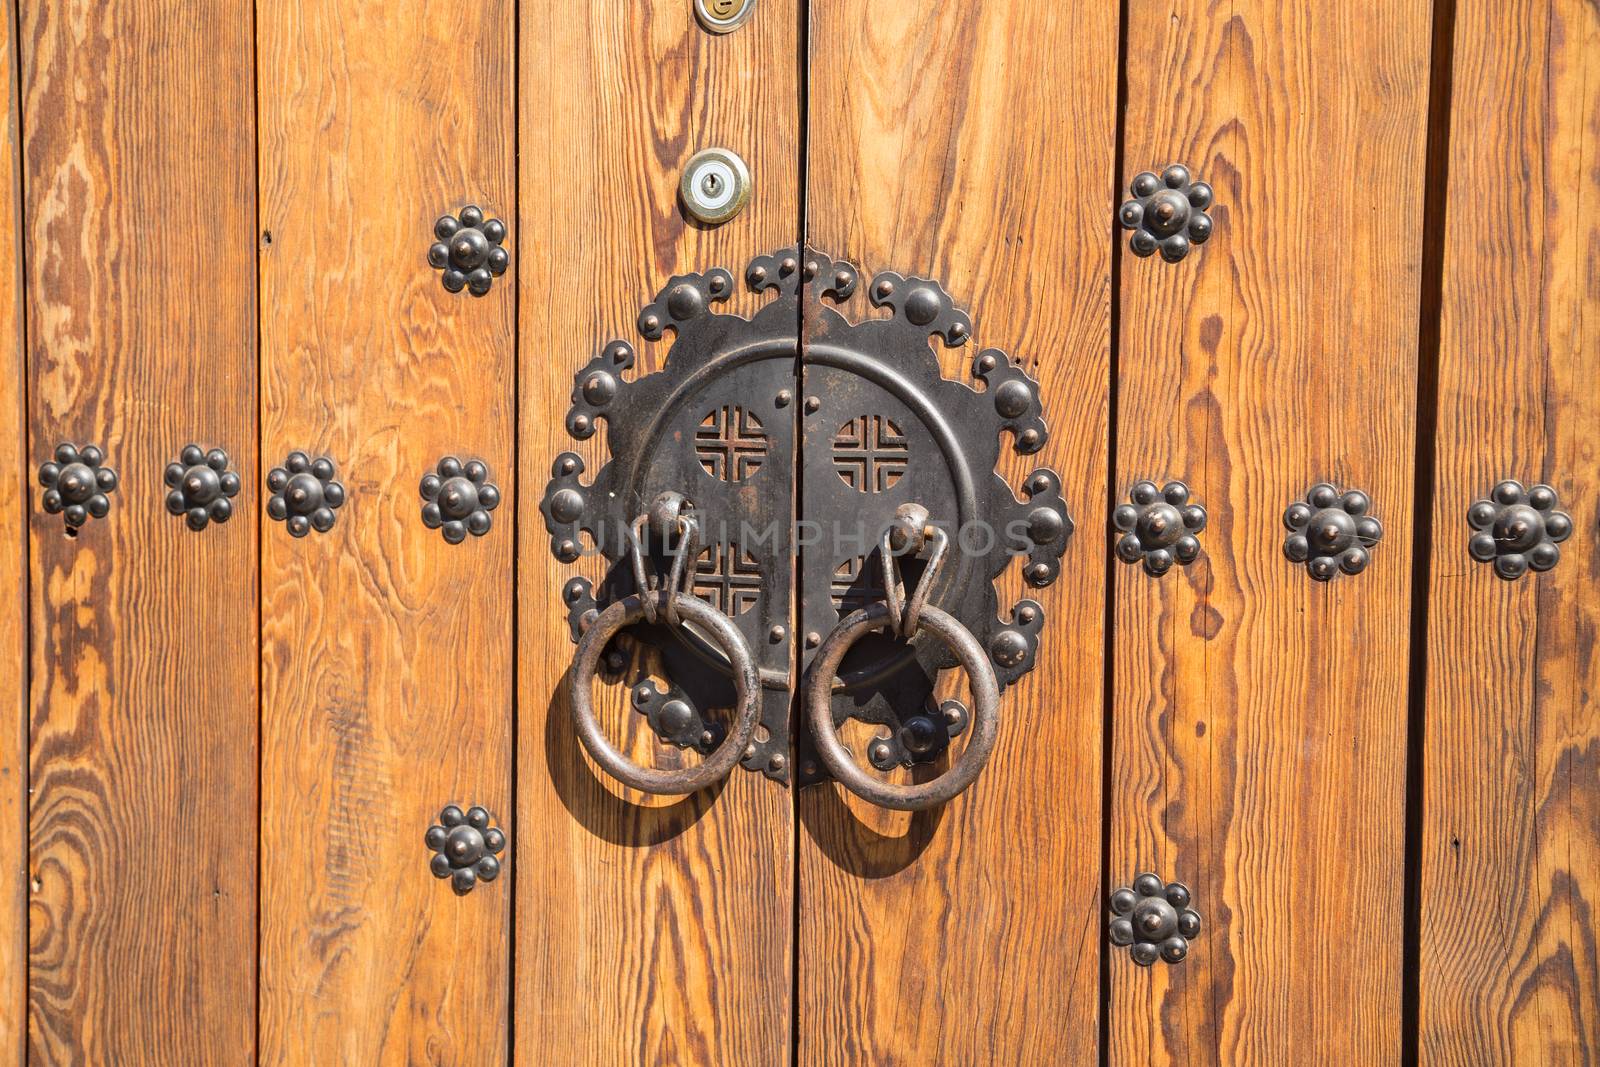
[570,589,761,795]
[804,601,1001,811]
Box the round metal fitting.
[425,804,506,896]
[680,148,751,226]
[1466,480,1573,580]
[1118,163,1214,263]
[38,443,117,533]
[165,444,241,531]
[428,205,510,296]
[693,0,755,34]
[1108,873,1201,966]
[1113,479,1207,575]
[420,456,500,543]
[570,590,762,795]
[805,601,1000,811]
[266,451,346,537]
[1283,482,1382,581]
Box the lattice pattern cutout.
[694,540,763,616]
[832,415,908,492]
[695,404,768,482]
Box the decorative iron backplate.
[540,246,1071,788]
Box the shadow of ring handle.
[570,590,762,795]
[804,601,1001,811]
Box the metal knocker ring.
[571,590,761,794]
[806,603,1000,810]
[571,507,758,794]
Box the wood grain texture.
[19,0,258,1059]
[516,3,797,1064]
[0,0,24,1057]
[800,3,1115,1062]
[1111,1,1431,1062]
[1419,0,1600,1061]
[256,0,513,1060]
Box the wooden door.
[2,1,1598,1065]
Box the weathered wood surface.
[1111,0,1432,1062]
[0,0,26,1057]
[256,0,514,1060]
[515,3,799,1064]
[1418,0,1600,1061]
[19,0,259,1059]
[799,3,1116,1062]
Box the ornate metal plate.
[540,246,1072,790]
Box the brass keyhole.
[694,0,754,33]
[701,172,723,197]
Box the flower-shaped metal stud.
[1113,479,1207,575]
[420,456,500,543]
[1118,164,1215,262]
[164,444,241,531]
[1109,873,1201,966]
[426,804,505,896]
[38,442,117,533]
[1283,483,1382,581]
[266,451,345,537]
[427,205,509,296]
[1467,480,1573,579]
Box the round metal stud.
[1466,480,1574,580]
[1118,164,1215,263]
[38,442,117,534]
[694,0,755,32]
[1113,479,1207,575]
[266,451,346,537]
[425,804,506,896]
[1282,483,1382,581]
[428,205,510,296]
[164,444,241,531]
[680,148,751,226]
[1108,873,1201,966]
[420,456,501,543]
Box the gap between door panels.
[1401,0,1458,1062]
[788,3,811,1066]
[1097,0,1133,1062]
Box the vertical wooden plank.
[256,0,513,1060]
[1419,0,1600,1060]
[800,4,1115,1063]
[0,0,24,1056]
[516,3,798,1065]
[1111,1,1431,1062]
[19,0,258,1059]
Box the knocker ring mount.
[540,246,1073,805]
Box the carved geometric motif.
[832,414,908,492]
[696,404,767,482]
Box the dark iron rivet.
[1283,483,1381,581]
[426,803,506,896]
[1109,873,1200,966]
[1113,479,1207,575]
[420,455,500,542]
[165,443,241,531]
[1119,163,1215,263]
[38,442,117,534]
[1466,480,1572,580]
[429,205,509,296]
[266,450,345,537]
